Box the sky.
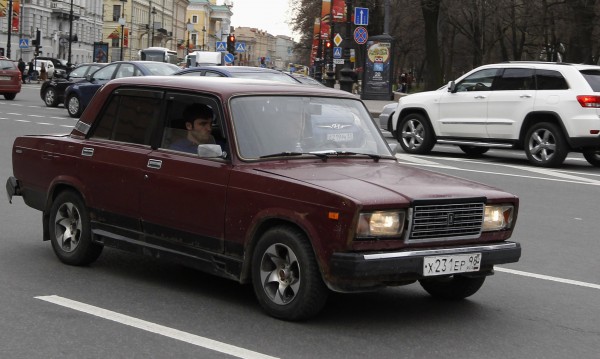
[228,0,298,40]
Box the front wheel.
[44,87,59,107]
[419,275,486,300]
[4,93,16,100]
[67,94,82,118]
[459,145,489,156]
[583,149,600,167]
[48,190,103,266]
[251,226,328,321]
[524,122,568,167]
[396,113,435,154]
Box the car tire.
[525,122,568,167]
[459,145,489,156]
[251,226,328,321]
[396,113,435,154]
[44,87,59,107]
[48,190,103,266]
[582,150,600,167]
[67,94,82,118]
[419,275,486,300]
[4,93,16,100]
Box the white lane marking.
[496,267,600,290]
[395,153,457,168]
[28,114,44,118]
[51,116,66,119]
[6,112,21,115]
[36,122,53,125]
[59,125,74,128]
[35,295,279,359]
[15,119,30,123]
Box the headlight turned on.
[357,211,406,237]
[483,204,514,232]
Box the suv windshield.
[580,70,600,91]
[230,96,392,160]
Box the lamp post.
[7,0,12,58]
[186,19,194,55]
[119,0,127,61]
[151,7,157,46]
[202,26,206,51]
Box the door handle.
[474,95,486,99]
[147,159,162,169]
[520,94,532,98]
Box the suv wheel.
[251,226,328,321]
[525,122,568,167]
[397,113,435,154]
[583,149,600,167]
[67,94,82,118]
[44,87,59,107]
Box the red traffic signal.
[228,34,236,44]
[325,40,332,49]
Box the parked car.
[40,62,106,107]
[63,60,179,118]
[35,57,69,78]
[391,62,600,167]
[24,59,56,79]
[6,76,521,320]
[378,102,396,131]
[174,65,302,84]
[0,57,22,100]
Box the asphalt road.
[1,85,599,359]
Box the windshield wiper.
[259,151,329,161]
[331,151,382,162]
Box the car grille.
[408,202,484,241]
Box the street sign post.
[19,39,29,49]
[354,7,369,26]
[216,41,227,52]
[354,26,368,45]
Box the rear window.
[580,70,600,92]
[0,60,16,70]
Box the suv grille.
[408,202,484,241]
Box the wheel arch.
[519,111,570,149]
[396,107,433,131]
[42,179,90,242]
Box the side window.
[536,69,569,90]
[160,93,228,157]
[494,68,535,91]
[93,64,116,80]
[115,64,136,78]
[455,68,499,92]
[179,71,203,77]
[204,71,225,77]
[89,91,163,145]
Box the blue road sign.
[19,38,29,49]
[354,26,368,45]
[333,47,342,59]
[216,41,227,52]
[235,42,246,52]
[354,7,369,26]
[224,53,235,64]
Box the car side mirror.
[196,144,224,158]
[448,81,457,93]
[85,74,93,81]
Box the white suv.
[391,62,600,167]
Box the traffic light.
[34,29,41,57]
[227,34,236,53]
[325,40,332,50]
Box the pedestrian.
[17,58,26,84]
[399,73,407,93]
[27,61,34,83]
[39,62,47,83]
[406,71,414,93]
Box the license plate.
[326,133,353,142]
[423,253,481,276]
[0,76,10,80]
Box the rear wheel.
[44,87,59,107]
[48,190,103,266]
[396,113,435,154]
[4,93,16,100]
[251,226,328,321]
[583,149,600,167]
[525,122,568,167]
[459,145,489,156]
[419,275,486,300]
[67,94,82,118]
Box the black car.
[40,63,106,107]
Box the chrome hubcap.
[45,90,55,104]
[68,97,79,115]
[528,128,556,162]
[54,202,82,253]
[259,243,300,305]
[401,119,425,149]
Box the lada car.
[391,62,600,167]
[6,76,521,320]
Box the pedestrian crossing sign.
[19,39,29,49]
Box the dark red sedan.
[6,76,521,320]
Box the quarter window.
[536,69,568,90]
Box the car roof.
[180,66,285,74]
[106,75,358,99]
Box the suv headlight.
[357,211,406,237]
[483,205,514,231]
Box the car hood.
[254,160,513,205]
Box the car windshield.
[232,72,299,84]
[143,62,180,75]
[230,96,393,160]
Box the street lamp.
[186,19,194,55]
[119,0,127,61]
[67,0,74,69]
[202,26,206,51]
[151,7,157,46]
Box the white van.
[185,51,225,67]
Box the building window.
[192,15,198,24]
[113,5,121,21]
[191,34,197,47]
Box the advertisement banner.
[93,42,109,63]
[332,0,346,22]
[310,17,320,65]
[11,0,19,32]
[362,38,393,100]
[320,0,331,39]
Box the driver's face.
[187,118,212,144]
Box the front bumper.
[330,241,521,285]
